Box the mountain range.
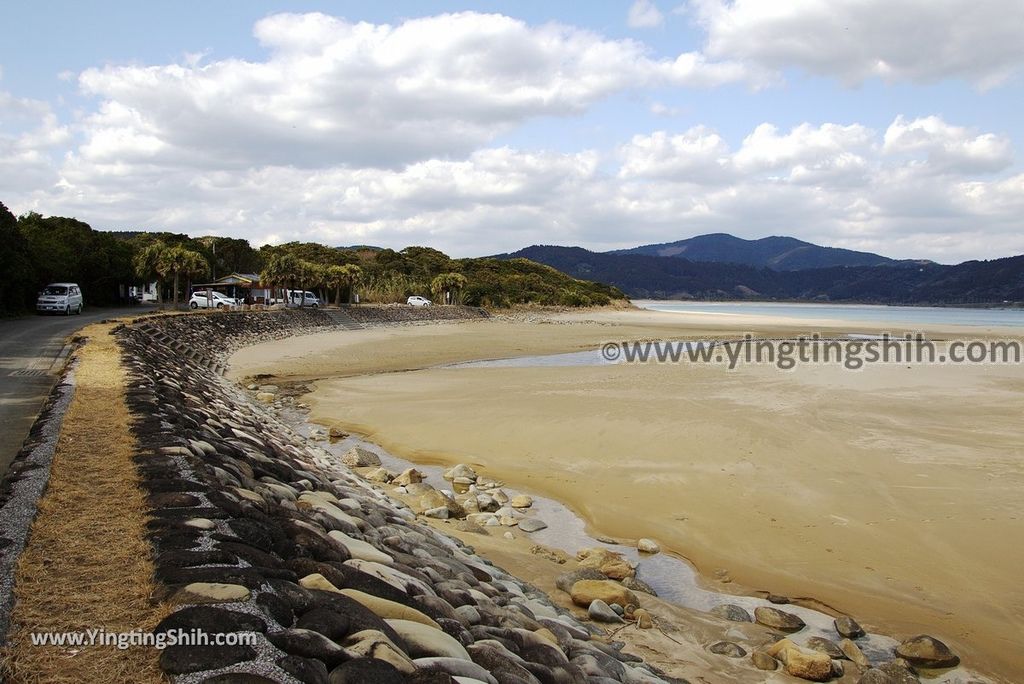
[498,235,1024,305]
[608,233,930,271]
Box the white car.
[37,282,83,315]
[189,291,238,309]
[407,296,432,307]
[285,290,320,308]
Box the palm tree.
[304,261,329,305]
[340,264,363,304]
[261,252,300,305]
[326,265,347,306]
[157,245,209,308]
[133,240,167,304]
[431,272,468,305]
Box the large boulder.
[576,548,635,580]
[754,606,805,632]
[840,638,870,667]
[341,447,381,468]
[588,600,624,624]
[637,538,660,554]
[417,490,464,518]
[710,604,751,622]
[806,636,845,660]
[569,580,640,609]
[835,615,866,639]
[385,619,471,661]
[767,639,832,682]
[393,468,423,486]
[709,641,746,658]
[444,464,478,481]
[517,518,548,533]
[895,635,960,668]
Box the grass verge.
[0,322,169,683]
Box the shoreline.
[228,308,1024,682]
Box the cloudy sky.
[1,1,1022,262]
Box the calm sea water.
[636,300,1024,328]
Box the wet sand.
[230,308,1024,681]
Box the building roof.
[215,273,261,285]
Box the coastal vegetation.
[0,202,625,315]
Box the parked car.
[36,283,83,315]
[407,295,432,307]
[189,291,239,309]
[285,290,320,308]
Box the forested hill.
[501,245,1024,305]
[609,233,928,271]
[0,202,626,315]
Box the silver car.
[36,283,83,315]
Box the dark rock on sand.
[858,669,897,684]
[751,650,778,670]
[877,660,921,683]
[754,606,805,632]
[621,576,658,596]
[588,599,625,624]
[708,641,747,657]
[835,615,866,639]
[710,604,752,622]
[895,635,960,668]
[806,636,846,659]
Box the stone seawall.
[345,304,490,326]
[116,308,666,683]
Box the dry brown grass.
[1,322,170,683]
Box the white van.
[285,290,320,308]
[36,283,84,315]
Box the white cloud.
[0,92,68,196]
[629,0,665,28]
[883,115,1013,174]
[618,127,731,182]
[690,0,1024,88]
[74,12,753,172]
[9,111,1019,263]
[733,122,874,187]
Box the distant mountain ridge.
[609,233,929,271]
[500,245,1024,305]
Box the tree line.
[0,202,625,316]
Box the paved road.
[0,306,152,476]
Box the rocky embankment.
[115,307,967,684]
[117,307,673,683]
[345,305,489,326]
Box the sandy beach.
[230,307,1024,681]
